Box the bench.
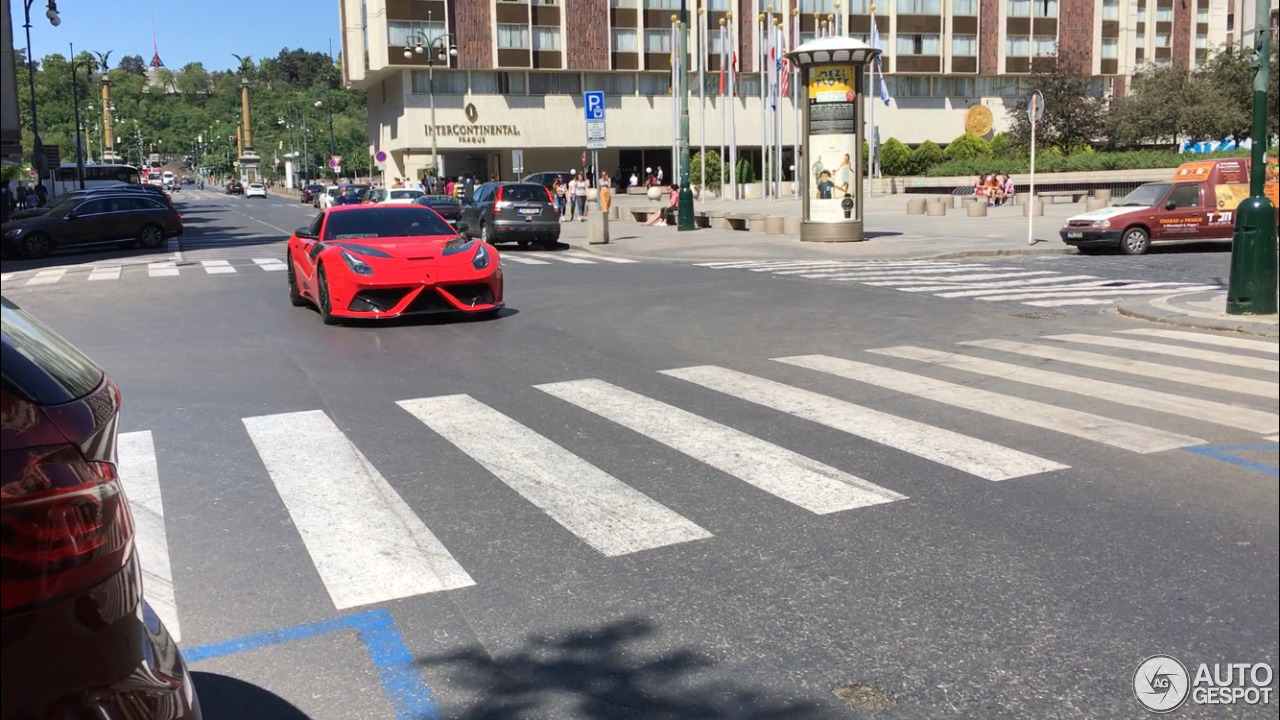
[724,214,751,231]
[694,210,715,228]
[1038,190,1087,203]
[627,208,651,222]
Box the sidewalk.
[560,191,1083,262]
[1118,290,1279,337]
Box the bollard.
[782,216,803,234]
[588,212,610,244]
[940,195,956,208]
[926,200,947,216]
[1084,197,1107,212]
[906,198,927,214]
[1093,188,1112,203]
[966,200,988,217]
[765,215,785,234]
[1022,199,1045,217]
[748,214,770,233]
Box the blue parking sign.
[584,91,605,121]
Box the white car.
[380,188,425,205]
[316,185,341,209]
[245,183,268,199]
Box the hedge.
[921,148,1251,177]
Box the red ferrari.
[286,204,503,324]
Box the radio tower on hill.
[150,17,164,67]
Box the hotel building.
[339,0,1262,183]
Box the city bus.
[48,163,144,199]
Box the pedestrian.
[574,172,588,221]
[0,181,12,224]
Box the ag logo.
[464,103,478,123]
[1134,655,1190,713]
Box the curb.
[1116,304,1280,338]
[562,239,1079,264]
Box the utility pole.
[677,0,695,230]
[1226,0,1277,315]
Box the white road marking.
[242,410,475,608]
[776,263,989,276]
[501,255,552,265]
[399,394,710,556]
[253,258,287,272]
[972,285,1223,302]
[1043,333,1279,373]
[582,255,641,263]
[536,379,906,514]
[1114,329,1279,355]
[934,280,1201,298]
[531,253,595,264]
[871,345,1279,435]
[661,366,1068,481]
[201,260,238,275]
[0,272,14,282]
[889,275,1102,293]
[25,269,67,286]
[88,266,122,281]
[148,262,180,278]
[959,339,1279,399]
[835,270,1062,283]
[117,431,182,642]
[776,355,1204,454]
[1265,435,1279,442]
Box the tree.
[911,140,944,173]
[879,138,913,175]
[1108,59,1245,147]
[117,54,146,75]
[1006,47,1107,154]
[943,133,991,162]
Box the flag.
[778,26,789,98]
[869,14,891,106]
[767,26,779,111]
[669,24,677,94]
[730,51,737,97]
[718,25,727,95]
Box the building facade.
[1,0,24,167]
[340,0,1246,183]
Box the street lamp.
[22,0,62,181]
[69,43,95,190]
[404,28,457,179]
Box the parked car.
[458,182,559,249]
[315,185,341,209]
[300,183,326,204]
[245,183,268,199]
[10,185,171,221]
[413,195,463,227]
[1,193,183,259]
[225,179,244,195]
[521,171,573,190]
[0,296,202,719]
[377,188,426,205]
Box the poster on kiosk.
[807,64,858,224]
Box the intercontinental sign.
[424,123,521,145]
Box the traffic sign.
[1026,90,1044,124]
[329,155,342,168]
[586,121,607,150]
[584,91,605,121]
[374,150,387,163]
[512,149,524,175]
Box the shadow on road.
[416,617,823,719]
[190,672,313,720]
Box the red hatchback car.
[0,296,200,719]
[286,204,504,325]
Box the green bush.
[943,133,992,162]
[689,150,729,191]
[922,148,1250,177]
[988,132,1017,159]
[879,138,913,176]
[735,158,754,184]
[912,141,945,173]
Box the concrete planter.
[646,186,664,202]
[742,183,763,199]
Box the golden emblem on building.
[465,103,479,123]
[964,105,993,137]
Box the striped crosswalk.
[117,329,1277,628]
[693,260,1222,308]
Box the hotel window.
[387,21,445,47]
[737,74,761,96]
[953,0,977,15]
[893,76,931,97]
[644,29,673,53]
[470,71,528,94]
[1155,31,1170,45]
[532,26,562,50]
[1032,35,1056,55]
[1155,5,1172,21]
[1032,0,1058,18]
[610,0,636,6]
[1101,37,1118,58]
[1194,34,1208,48]
[497,24,530,49]
[612,28,639,52]
[638,73,670,95]
[585,72,637,94]
[708,28,730,56]
[799,0,836,11]
[896,0,942,14]
[1196,7,1208,22]
[643,0,680,8]
[705,0,730,9]
[1136,6,1145,21]
[1154,56,1171,67]
[527,72,581,94]
[950,77,975,96]
[1005,35,1030,55]
[1102,0,1119,21]
[849,33,870,43]
[896,33,940,54]
[1135,34,1145,47]
[411,70,466,94]
[951,34,977,55]
[800,31,816,43]
[1006,0,1030,17]
[845,0,871,12]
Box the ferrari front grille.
[404,289,456,314]
[351,288,411,312]
[441,283,495,307]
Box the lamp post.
[69,43,94,189]
[405,24,458,180]
[677,0,694,230]
[22,0,62,181]
[314,95,336,179]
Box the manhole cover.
[832,683,898,710]
[1010,311,1065,319]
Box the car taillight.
[0,445,134,612]
[495,186,504,203]
[544,187,554,203]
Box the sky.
[20,0,343,72]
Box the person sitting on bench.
[643,184,680,226]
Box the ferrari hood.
[328,237,478,266]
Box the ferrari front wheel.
[287,254,308,307]
[316,265,341,325]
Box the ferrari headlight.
[1090,220,1111,228]
[3,227,23,238]
[340,249,373,276]
[472,243,491,270]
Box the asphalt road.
[1,190,1277,720]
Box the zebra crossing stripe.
[532,253,595,264]
[834,270,1062,283]
[960,339,1279,399]
[117,431,182,642]
[586,255,641,263]
[242,410,475,608]
[536,378,906,514]
[871,346,1279,435]
[398,394,711,556]
[88,266,123,281]
[887,275,1102,293]
[971,285,1222,302]
[933,280,1194,299]
[201,259,237,275]
[1115,329,1279,354]
[776,263,988,276]
[148,262,179,278]
[1044,334,1280,373]
[25,269,66,286]
[776,355,1205,454]
[254,258,287,272]
[501,255,552,265]
[661,366,1068,481]
[0,272,14,283]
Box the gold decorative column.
[240,78,253,151]
[100,76,118,163]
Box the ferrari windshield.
[323,207,456,240]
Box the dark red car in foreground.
[0,296,200,719]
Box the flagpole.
[869,7,876,200]
[729,14,738,201]
[759,10,768,200]
[698,4,706,205]
[671,17,678,186]
[718,18,726,200]
[774,20,782,201]
[792,6,800,199]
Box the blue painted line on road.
[184,608,440,720]
[1181,443,1279,477]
